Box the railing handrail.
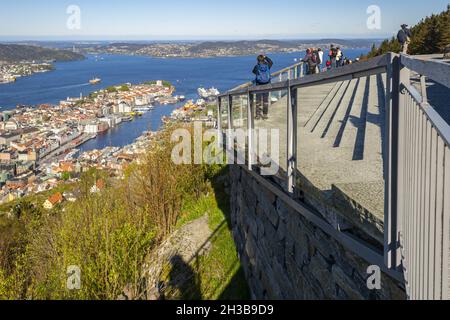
[220,54,389,97]
[229,61,305,91]
[400,54,450,89]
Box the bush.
[0,124,217,300]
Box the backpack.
[329,48,337,58]
[397,30,407,43]
[256,63,271,84]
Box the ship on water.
[133,105,155,113]
[89,77,101,85]
[197,87,220,101]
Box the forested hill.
[366,5,450,58]
[0,44,85,63]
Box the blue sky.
[0,0,448,40]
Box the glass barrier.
[220,96,229,130]
[230,95,248,165]
[252,89,288,188]
[295,74,387,244]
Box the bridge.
[216,53,450,300]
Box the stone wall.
[229,165,406,300]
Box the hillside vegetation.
[366,5,450,58]
[0,44,85,63]
[0,124,249,300]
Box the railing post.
[247,91,254,171]
[300,64,304,78]
[217,97,222,150]
[385,53,402,271]
[420,75,428,104]
[227,95,234,164]
[287,83,297,194]
[228,95,233,129]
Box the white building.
[118,101,132,113]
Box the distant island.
[79,39,381,58]
[0,44,84,63]
[0,44,85,84]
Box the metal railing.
[229,61,306,91]
[217,52,450,300]
[387,54,450,300]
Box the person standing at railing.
[336,47,343,67]
[397,24,412,54]
[302,48,318,75]
[328,44,337,69]
[252,55,273,120]
[317,48,324,73]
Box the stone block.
[308,253,335,299]
[259,200,279,228]
[272,260,296,299]
[275,197,289,222]
[331,264,365,300]
[260,264,282,300]
[285,254,306,299]
[245,235,257,268]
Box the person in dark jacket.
[252,55,273,120]
[302,48,318,75]
[397,24,412,54]
[328,44,337,69]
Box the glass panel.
[296,75,387,245]
[231,95,248,165]
[220,96,229,130]
[252,89,288,188]
[231,95,248,129]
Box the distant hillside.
[0,44,85,63]
[83,39,378,58]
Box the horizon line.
[0,36,389,42]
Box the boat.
[89,78,101,85]
[133,105,154,112]
[197,87,220,100]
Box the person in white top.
[317,48,324,73]
[336,47,343,67]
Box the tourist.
[336,47,343,67]
[302,48,318,75]
[252,55,273,120]
[397,24,412,54]
[317,48,324,73]
[328,44,337,69]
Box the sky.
[0,0,448,40]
